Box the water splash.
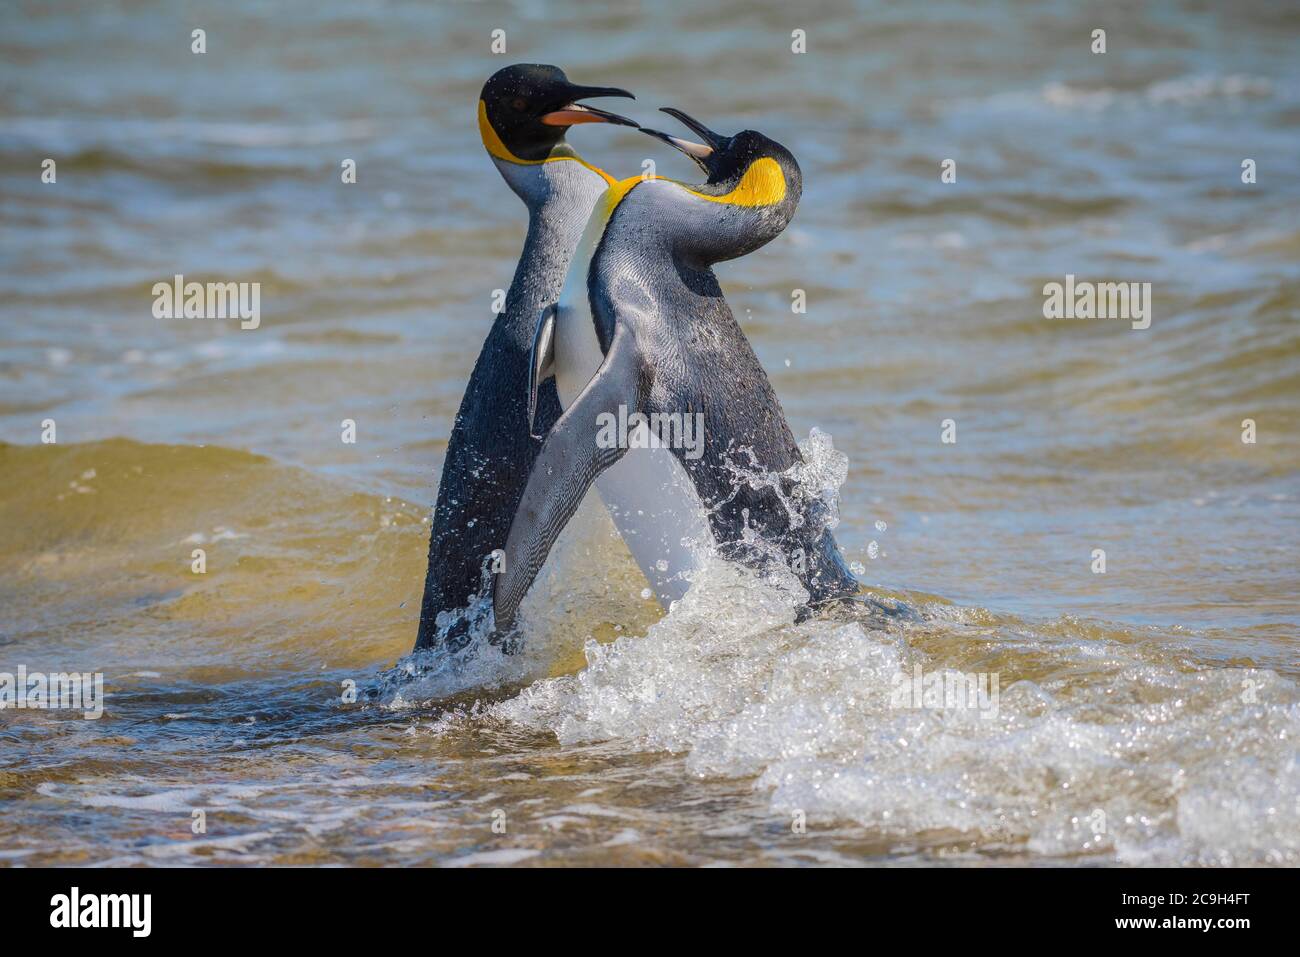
[487,561,1300,864]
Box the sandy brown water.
[1,0,1297,865]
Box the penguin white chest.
[551,239,713,608]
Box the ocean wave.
[0,438,426,673]
[485,560,1300,865]
[0,116,379,150]
[1040,73,1274,112]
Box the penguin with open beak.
[414,65,638,652]
[477,64,638,163]
[638,107,728,172]
[492,107,861,639]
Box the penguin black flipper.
[528,304,558,439]
[493,326,647,635]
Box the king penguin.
[414,64,637,651]
[493,108,862,636]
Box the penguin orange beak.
[541,85,638,128]
[639,107,728,175]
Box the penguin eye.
[511,97,528,112]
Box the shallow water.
[1,0,1298,866]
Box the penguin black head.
[479,64,637,163]
[641,108,802,198]
[638,107,803,264]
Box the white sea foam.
[487,560,1300,864]
[377,427,1299,865]
[1039,73,1273,111]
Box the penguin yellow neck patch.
[690,157,787,207]
[601,175,652,217]
[582,160,785,210]
[478,101,616,185]
[597,158,787,222]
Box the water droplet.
[875,520,887,532]
[640,588,653,600]
[867,541,879,559]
